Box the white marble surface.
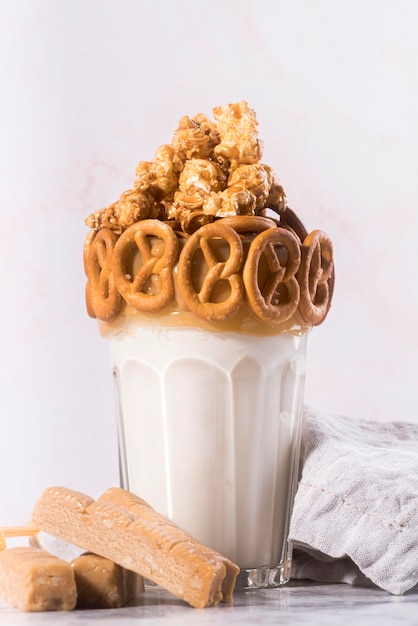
[1,0,418,524]
[1,583,418,625]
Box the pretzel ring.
[112,220,179,313]
[298,230,334,325]
[177,222,244,321]
[243,227,301,324]
[84,229,122,321]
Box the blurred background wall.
[1,0,417,523]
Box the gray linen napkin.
[289,407,418,595]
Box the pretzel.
[298,230,334,325]
[261,206,308,242]
[177,221,244,321]
[219,215,277,234]
[112,219,179,313]
[280,207,309,242]
[243,227,301,324]
[84,229,122,321]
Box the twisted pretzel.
[112,220,179,313]
[298,230,334,325]
[84,229,122,321]
[243,227,301,324]
[219,215,277,235]
[177,222,244,321]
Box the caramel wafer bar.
[0,547,77,612]
[29,531,144,608]
[98,487,238,603]
[31,486,239,608]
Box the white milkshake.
[110,324,306,586]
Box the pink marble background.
[1,0,417,523]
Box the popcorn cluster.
[85,101,287,236]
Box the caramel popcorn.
[227,163,271,210]
[174,159,226,211]
[263,165,287,213]
[213,101,263,170]
[84,101,287,234]
[172,114,219,162]
[203,187,256,218]
[85,189,153,234]
[135,144,178,200]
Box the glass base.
[235,560,291,589]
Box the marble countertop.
[1,582,417,625]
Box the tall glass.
[109,323,306,589]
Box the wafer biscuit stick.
[31,486,238,608]
[98,487,239,602]
[0,547,77,612]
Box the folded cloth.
[289,407,418,595]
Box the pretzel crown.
[84,103,335,332]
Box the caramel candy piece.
[32,486,239,609]
[71,553,143,609]
[0,547,77,612]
